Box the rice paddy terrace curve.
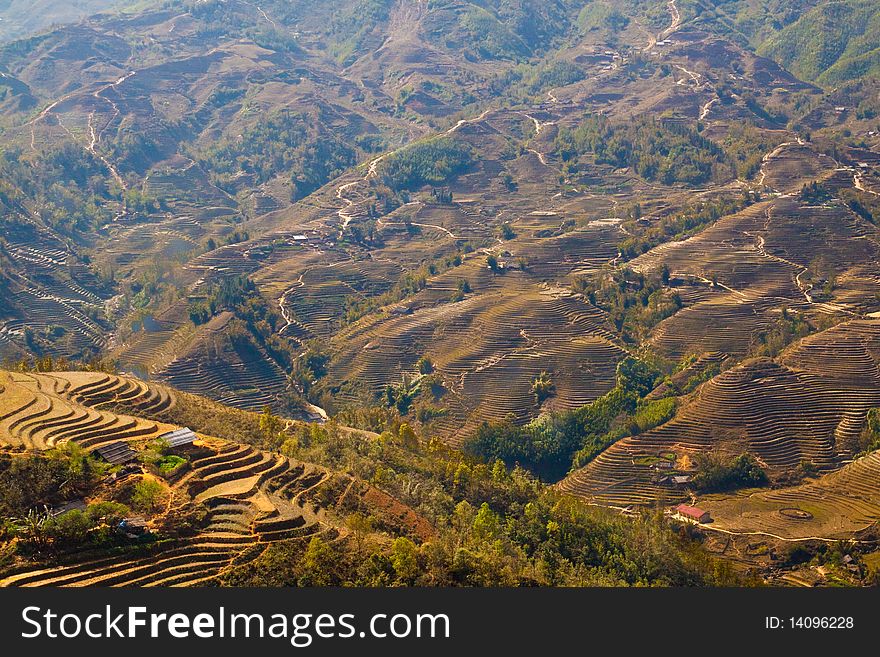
[0,370,425,587]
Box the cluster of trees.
[188,275,257,325]
[342,252,466,324]
[574,265,682,343]
[466,357,663,480]
[616,196,750,260]
[383,374,425,415]
[450,278,472,302]
[577,1,629,34]
[722,122,786,179]
[758,0,880,85]
[326,0,394,66]
[748,309,813,357]
[9,501,133,556]
[799,181,832,204]
[555,115,728,185]
[222,490,742,587]
[290,341,330,397]
[531,371,555,403]
[454,5,531,62]
[2,354,118,375]
[525,59,586,94]
[0,449,172,558]
[217,416,742,587]
[858,408,880,454]
[186,0,301,54]
[841,189,879,225]
[200,110,357,200]
[0,444,106,517]
[691,452,768,492]
[0,145,117,236]
[377,136,473,192]
[188,274,298,387]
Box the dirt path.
[699,97,718,120]
[336,107,493,235]
[698,522,880,545]
[376,205,460,239]
[674,63,702,86]
[748,206,859,316]
[854,170,880,196]
[757,137,805,189]
[662,0,682,38]
[524,113,555,136]
[522,113,555,166]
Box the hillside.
[0,367,750,587]
[758,0,880,85]
[0,1,150,43]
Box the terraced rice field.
[702,451,880,540]
[0,371,175,451]
[329,283,626,443]
[558,320,880,508]
[0,370,350,587]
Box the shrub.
[531,371,555,403]
[417,356,434,375]
[692,453,768,492]
[130,479,167,514]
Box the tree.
[259,406,284,441]
[487,254,500,272]
[298,536,337,586]
[391,537,420,584]
[346,513,374,555]
[450,279,471,302]
[531,371,555,403]
[130,478,166,514]
[18,506,52,552]
[398,423,418,449]
[416,356,434,374]
[471,503,501,542]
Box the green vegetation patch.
[555,115,728,186]
[466,357,665,480]
[378,136,473,191]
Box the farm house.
[674,504,712,524]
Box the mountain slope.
[757,0,880,85]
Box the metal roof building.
[94,441,138,464]
[158,427,197,448]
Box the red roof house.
[674,504,712,523]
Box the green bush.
[130,479,167,514]
[692,453,768,492]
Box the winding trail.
[241,1,278,30]
[745,206,859,316]
[523,113,555,166]
[699,97,718,120]
[336,107,493,234]
[662,0,682,39]
[757,137,805,189]
[854,170,879,196]
[335,181,359,232]
[674,63,702,86]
